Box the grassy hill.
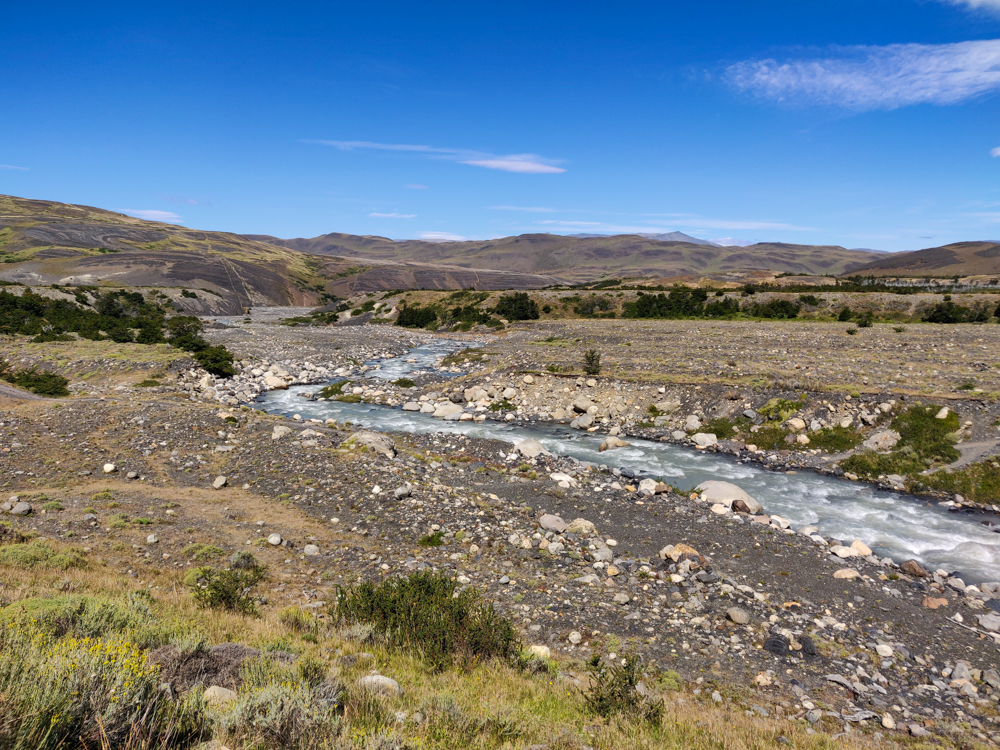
[250,232,879,283]
[851,241,1000,278]
[0,195,322,311]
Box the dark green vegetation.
[623,287,798,320]
[0,360,69,396]
[922,296,993,324]
[0,288,235,376]
[187,561,268,616]
[492,292,539,321]
[805,425,863,452]
[583,652,664,724]
[583,348,602,376]
[921,460,1000,505]
[333,571,520,670]
[841,405,960,479]
[395,291,505,331]
[393,377,416,388]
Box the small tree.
[583,349,601,376]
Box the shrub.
[0,362,70,397]
[922,460,1000,505]
[0,541,85,570]
[923,298,991,324]
[488,399,515,412]
[334,571,521,669]
[493,292,539,321]
[183,543,225,562]
[744,299,800,319]
[582,652,663,724]
[583,349,601,376]
[807,425,862,452]
[392,377,415,388]
[701,417,738,440]
[0,594,149,639]
[0,628,206,749]
[278,606,319,635]
[188,563,267,616]
[841,405,960,478]
[838,307,854,321]
[418,530,445,547]
[230,550,259,570]
[396,304,438,328]
[319,380,350,398]
[194,345,235,378]
[136,378,161,387]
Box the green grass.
[393,377,416,388]
[183,543,225,562]
[806,425,862,452]
[840,404,960,478]
[757,397,805,421]
[0,541,85,570]
[920,460,1000,505]
[418,530,445,547]
[319,380,350,398]
[333,571,521,670]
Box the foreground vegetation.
[0,544,901,750]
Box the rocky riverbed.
[3,313,1000,744]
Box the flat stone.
[212,475,227,489]
[539,514,567,533]
[358,675,402,697]
[691,432,717,448]
[204,685,238,705]
[695,480,762,514]
[875,644,893,657]
[271,425,292,440]
[102,463,117,474]
[922,596,948,609]
[303,544,321,556]
[267,533,282,546]
[833,568,861,579]
[567,630,582,644]
[726,607,750,624]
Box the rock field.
[2,313,1000,743]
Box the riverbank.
[2,313,1000,746]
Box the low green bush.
[921,460,1000,505]
[582,652,663,724]
[393,377,416,388]
[183,543,225,562]
[319,380,350,398]
[418,530,445,547]
[334,571,520,669]
[0,362,70,397]
[0,542,85,570]
[840,404,960,478]
[806,425,862,452]
[188,563,267,616]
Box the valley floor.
[2,314,1000,748]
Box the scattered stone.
[515,439,549,458]
[726,607,750,625]
[102,463,116,474]
[9,502,31,516]
[922,596,948,609]
[539,514,567,533]
[358,675,402,697]
[203,685,238,705]
[567,630,582,645]
[599,436,631,452]
[304,544,320,556]
[212,475,227,489]
[267,533,282,546]
[833,569,861,579]
[901,559,930,578]
[271,425,292,441]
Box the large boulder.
[684,415,702,431]
[695,480,763,514]
[654,399,680,414]
[691,433,717,448]
[572,395,594,413]
[342,430,396,458]
[599,436,631,452]
[862,429,900,452]
[539,514,567,532]
[432,402,464,419]
[514,439,550,458]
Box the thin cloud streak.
[311,139,565,174]
[491,205,557,212]
[991,147,1000,156]
[727,39,1000,110]
[418,231,467,241]
[0,164,28,171]
[942,0,1000,11]
[120,209,184,223]
[645,214,816,231]
[369,212,416,218]
[404,183,427,189]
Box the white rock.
[146,534,158,544]
[528,645,551,659]
[204,685,238,705]
[358,675,402,696]
[786,417,806,432]
[691,433,717,448]
[515,439,549,458]
[401,402,421,411]
[539,514,567,532]
[875,644,894,657]
[850,539,872,556]
[212,476,227,489]
[102,463,117,474]
[267,533,282,546]
[935,407,950,419]
[694,481,762,514]
[304,544,320,556]
[567,630,582,644]
[271,425,292,440]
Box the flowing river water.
[258,338,1000,584]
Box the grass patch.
[700,417,739,440]
[757,396,805,421]
[393,377,416,388]
[841,404,960,478]
[921,460,1000,505]
[319,380,350,398]
[746,425,790,450]
[0,541,85,570]
[488,399,516,412]
[583,651,663,724]
[807,425,862,452]
[334,571,520,670]
[41,501,64,511]
[136,378,161,387]
[183,543,225,562]
[418,530,445,547]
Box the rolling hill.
[851,241,1000,278]
[249,232,879,283]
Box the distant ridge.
[852,241,1000,277]
[567,231,717,246]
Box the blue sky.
[3,1,1000,251]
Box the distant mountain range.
[1,194,998,308]
[569,231,717,246]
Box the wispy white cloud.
[711,237,755,246]
[369,212,416,218]
[404,183,427,189]
[964,211,1000,222]
[646,214,816,231]
[120,209,184,223]
[312,139,565,174]
[418,231,467,241]
[537,220,604,227]
[991,146,1000,156]
[727,39,1000,110]
[941,0,1000,12]
[462,157,565,174]
[0,164,28,171]
[491,205,557,212]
